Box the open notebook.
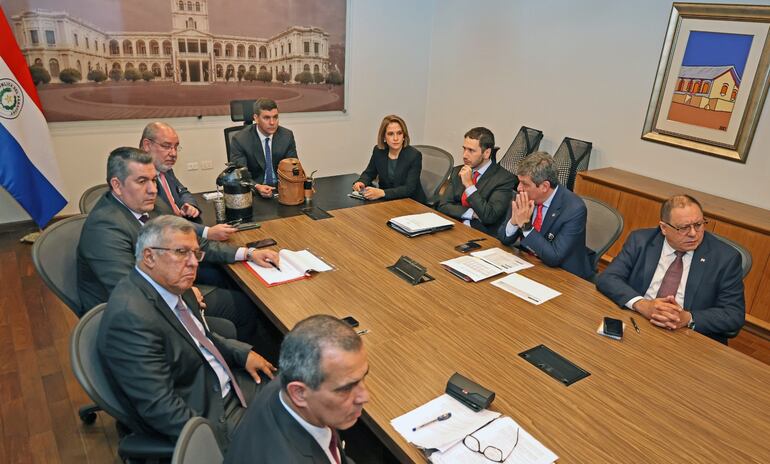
[244,249,332,287]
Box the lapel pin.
[547,233,555,240]
[700,258,706,262]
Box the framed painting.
[642,3,770,162]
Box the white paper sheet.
[471,247,534,274]
[389,212,454,233]
[441,256,504,282]
[491,273,561,305]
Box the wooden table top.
[227,199,770,463]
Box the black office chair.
[223,99,258,162]
[223,125,245,162]
[79,184,109,214]
[552,137,593,191]
[498,126,543,175]
[412,144,454,206]
[32,214,103,424]
[581,196,624,272]
[711,234,752,341]
[171,418,223,464]
[70,303,175,462]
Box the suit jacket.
[77,192,237,314]
[224,379,353,464]
[155,169,205,233]
[98,270,255,444]
[230,125,298,183]
[356,145,427,204]
[497,186,594,280]
[436,162,517,235]
[596,228,745,343]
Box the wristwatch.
[521,221,533,232]
[246,248,256,261]
[686,314,696,330]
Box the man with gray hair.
[98,215,275,449]
[225,314,369,463]
[497,151,594,280]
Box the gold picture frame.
[642,3,770,162]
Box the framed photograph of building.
[3,0,347,122]
[642,3,770,162]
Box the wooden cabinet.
[575,168,770,334]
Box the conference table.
[207,175,770,463]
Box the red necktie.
[461,171,480,207]
[328,429,341,464]
[159,172,182,216]
[175,298,247,408]
[656,251,685,298]
[533,204,544,232]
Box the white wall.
[0,0,436,224]
[423,0,770,209]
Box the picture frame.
[642,3,770,162]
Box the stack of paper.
[388,212,454,237]
[441,248,534,282]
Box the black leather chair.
[498,126,543,175]
[70,303,175,462]
[223,99,257,162]
[171,418,223,464]
[552,137,592,190]
[581,196,624,273]
[223,125,245,162]
[79,184,109,214]
[711,233,753,341]
[412,144,454,206]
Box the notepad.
[389,212,454,233]
[244,249,332,286]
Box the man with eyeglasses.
[225,314,369,463]
[596,194,745,343]
[78,147,280,349]
[98,215,276,451]
[140,121,236,242]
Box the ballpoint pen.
[412,412,452,432]
[356,329,369,336]
[468,238,487,242]
[266,259,281,272]
[630,316,640,334]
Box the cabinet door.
[612,193,661,257]
[574,179,621,208]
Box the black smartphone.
[341,316,359,328]
[246,238,277,249]
[455,241,482,253]
[603,317,624,338]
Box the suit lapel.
[685,238,709,309]
[474,163,498,195]
[642,232,666,291]
[270,387,329,461]
[253,126,266,170]
[539,187,564,234]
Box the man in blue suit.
[497,151,594,280]
[596,195,744,344]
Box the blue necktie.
[264,137,275,186]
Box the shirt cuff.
[235,247,248,261]
[461,208,474,220]
[464,185,478,197]
[626,296,643,311]
[505,221,519,237]
[202,226,209,239]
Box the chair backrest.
[229,99,257,123]
[712,233,753,279]
[32,214,88,315]
[70,303,139,429]
[223,125,244,162]
[498,126,543,175]
[412,144,454,205]
[79,184,109,214]
[552,137,593,190]
[581,196,624,271]
[171,417,223,464]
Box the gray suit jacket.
[224,379,353,464]
[230,125,298,183]
[596,228,745,343]
[77,192,237,314]
[97,270,255,443]
[436,162,517,235]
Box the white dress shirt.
[504,186,559,238]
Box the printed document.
[389,212,454,233]
[471,247,533,274]
[491,273,561,305]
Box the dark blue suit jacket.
[229,125,297,184]
[497,186,594,280]
[596,228,745,343]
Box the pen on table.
[356,329,369,336]
[412,412,452,432]
[630,316,640,333]
[266,259,281,272]
[468,238,487,242]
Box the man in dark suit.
[230,98,298,198]
[98,215,276,450]
[497,151,593,279]
[225,315,369,463]
[77,147,279,347]
[596,195,744,343]
[436,127,517,235]
[140,121,236,242]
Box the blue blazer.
[497,186,594,280]
[596,228,745,343]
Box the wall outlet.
[186,162,199,171]
[201,160,213,170]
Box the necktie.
[656,251,686,298]
[328,429,341,464]
[533,204,544,232]
[159,172,181,215]
[175,298,247,408]
[461,171,480,208]
[138,214,150,224]
[264,137,275,186]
